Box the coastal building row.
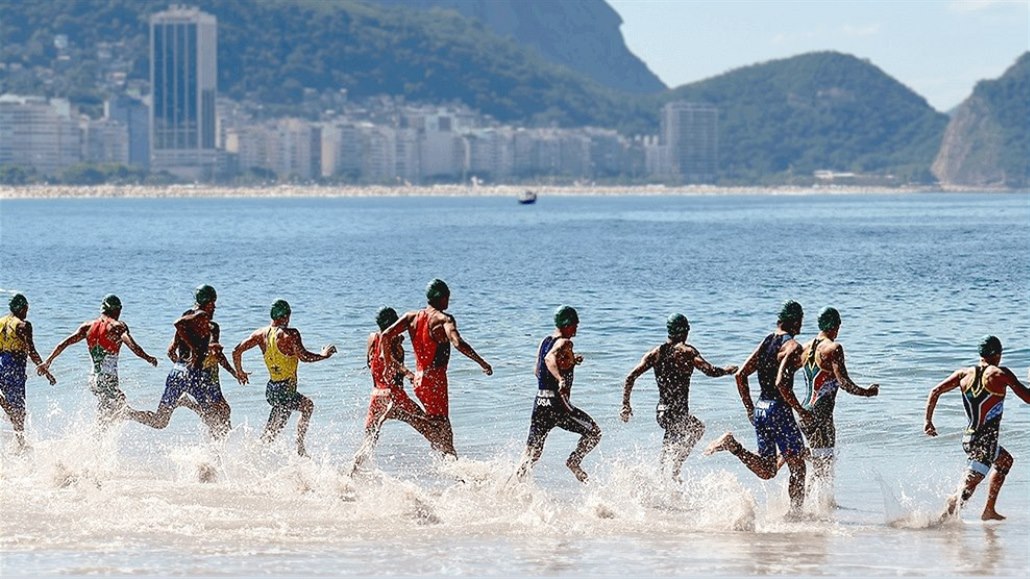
[1,6,719,184]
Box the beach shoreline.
[0,183,1020,199]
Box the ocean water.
[0,191,1028,576]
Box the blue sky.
[608,0,1028,111]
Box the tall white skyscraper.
[661,102,719,184]
[150,5,218,179]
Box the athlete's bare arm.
[774,341,809,421]
[622,347,659,422]
[20,320,55,385]
[1000,367,1030,404]
[828,343,878,397]
[735,343,763,423]
[545,337,574,399]
[280,328,336,363]
[121,325,159,367]
[232,327,268,385]
[39,321,90,373]
[692,349,738,378]
[381,311,417,370]
[924,369,964,436]
[443,315,492,375]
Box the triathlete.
[622,313,737,483]
[515,306,601,483]
[705,300,812,516]
[925,335,1030,521]
[233,299,336,457]
[0,294,56,449]
[39,294,159,425]
[380,279,493,457]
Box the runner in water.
[232,299,336,457]
[705,300,812,516]
[0,294,56,449]
[515,306,601,483]
[924,335,1030,521]
[350,307,435,473]
[798,307,879,508]
[622,313,738,483]
[381,279,493,457]
[127,285,231,438]
[39,295,159,426]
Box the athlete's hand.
[322,344,337,357]
[236,370,250,385]
[36,362,50,377]
[924,421,938,437]
[867,383,880,397]
[481,362,493,376]
[619,404,632,422]
[724,365,739,375]
[145,355,158,367]
[42,368,57,385]
[574,355,584,365]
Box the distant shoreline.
[0,183,1021,199]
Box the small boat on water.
[517,190,537,204]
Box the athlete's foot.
[297,443,309,458]
[566,459,589,483]
[981,509,1006,521]
[937,495,961,524]
[704,432,739,456]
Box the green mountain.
[0,0,653,132]
[932,52,1030,189]
[664,52,949,183]
[371,0,665,93]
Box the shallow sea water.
[1,191,1028,576]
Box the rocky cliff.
[932,53,1029,189]
[372,0,666,93]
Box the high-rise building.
[0,95,81,176]
[150,6,218,179]
[106,95,150,169]
[660,101,718,183]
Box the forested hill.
[664,51,949,183]
[370,0,666,93]
[0,0,654,132]
[932,52,1030,189]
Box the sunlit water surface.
[1,192,1028,576]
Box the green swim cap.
[426,278,450,301]
[376,306,399,330]
[194,284,217,306]
[978,335,1002,357]
[554,305,579,328]
[817,307,841,331]
[8,293,28,313]
[101,294,122,314]
[778,300,804,324]
[270,299,292,320]
[667,313,690,335]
